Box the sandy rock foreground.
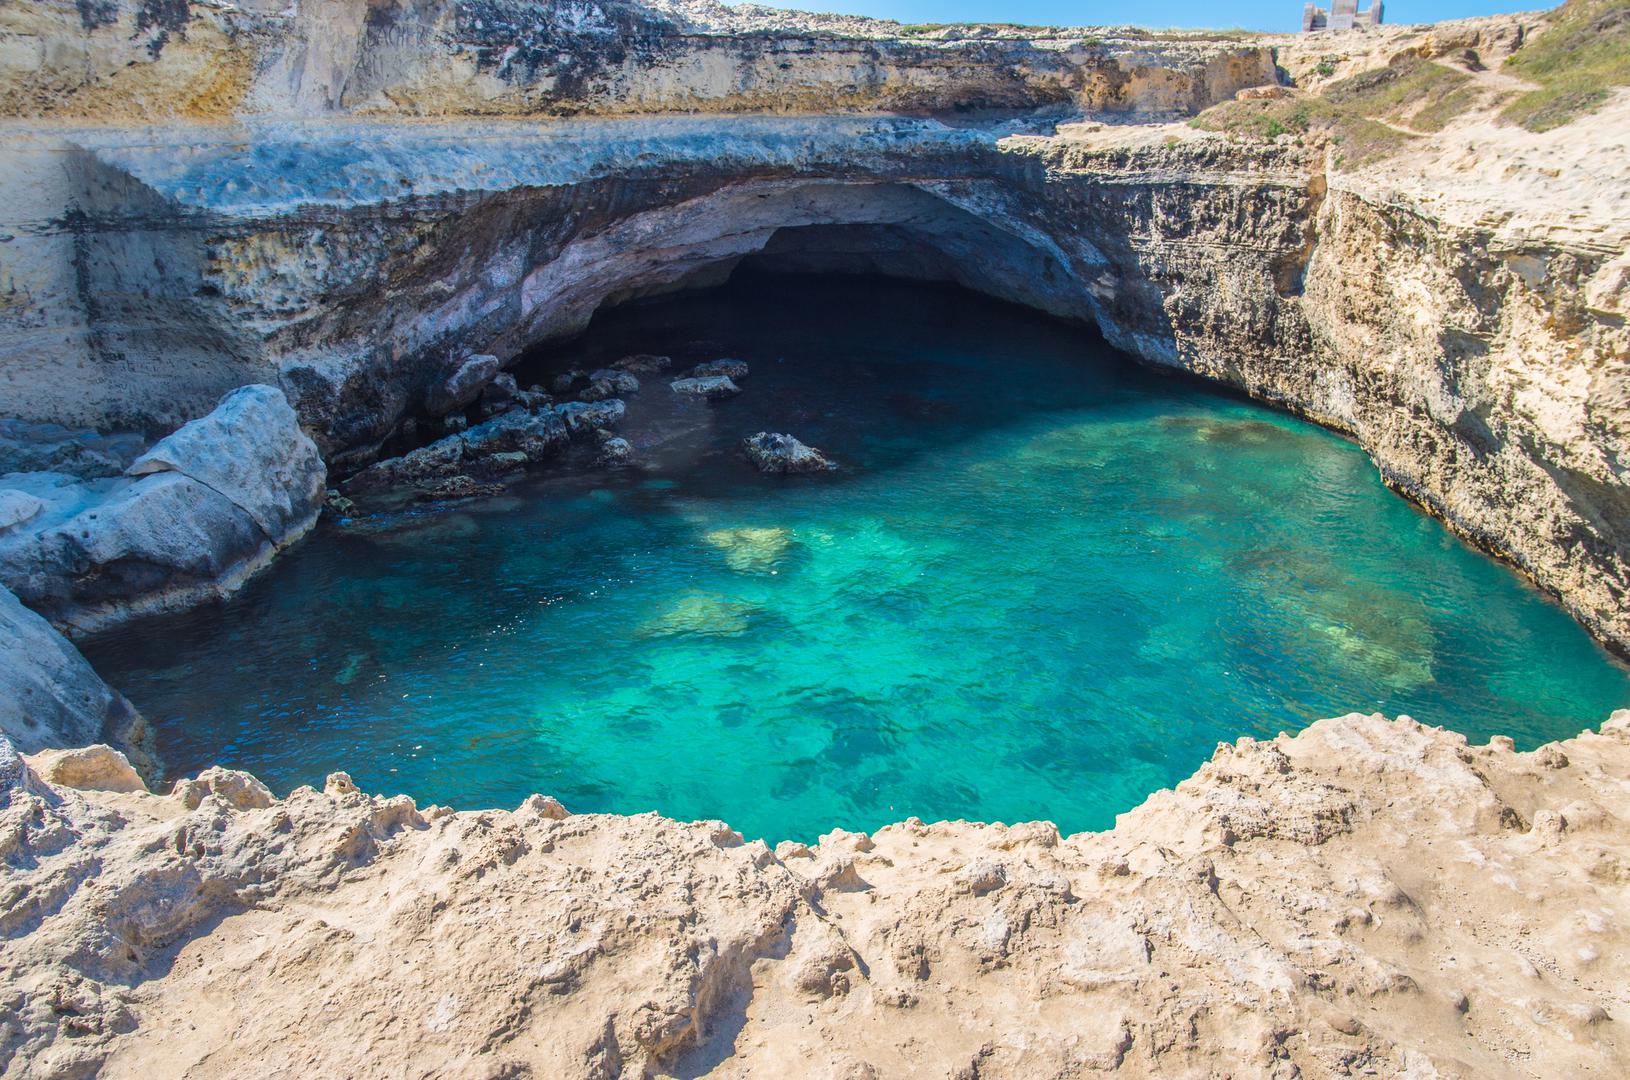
[3,712,1628,1078]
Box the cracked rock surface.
[3,712,1628,1078]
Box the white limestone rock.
[0,584,140,754]
[3,714,1629,1077]
[27,744,146,793]
[0,489,44,533]
[126,385,326,545]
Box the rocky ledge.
[3,712,1628,1077]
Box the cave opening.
[82,270,1630,842]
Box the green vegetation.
[1323,55,1472,121]
[1189,55,1477,165]
[1315,61,1336,77]
[1501,0,1630,132]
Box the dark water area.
[85,275,1630,842]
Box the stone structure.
[1304,0,1384,32]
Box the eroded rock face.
[4,713,1628,1077]
[424,353,501,416]
[0,386,324,634]
[0,586,141,756]
[1,5,1621,650]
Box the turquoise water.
[85,277,1630,842]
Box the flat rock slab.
[671,375,742,399]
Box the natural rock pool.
[85,277,1630,841]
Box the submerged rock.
[637,591,759,638]
[671,375,742,399]
[704,526,793,573]
[615,354,673,374]
[688,359,749,381]
[414,475,507,502]
[742,432,835,474]
[424,354,500,416]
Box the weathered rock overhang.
[9,109,1628,658]
[17,117,1315,460]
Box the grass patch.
[1190,96,1409,164]
[1323,55,1472,121]
[1189,54,1478,165]
[1501,0,1630,131]
[1412,85,1482,131]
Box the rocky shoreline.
[4,711,1629,1077]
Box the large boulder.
[0,386,327,634]
[742,432,835,474]
[1,473,274,630]
[0,584,141,755]
[126,385,326,545]
[425,354,501,415]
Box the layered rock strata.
[3,712,1628,1078]
[1,3,1623,653]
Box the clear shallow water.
[86,276,1630,842]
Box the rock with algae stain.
[703,526,793,574]
[636,591,760,638]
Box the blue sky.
[732,0,1548,34]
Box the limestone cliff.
[0,6,1627,1075]
[2,2,1624,656]
[4,713,1628,1077]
